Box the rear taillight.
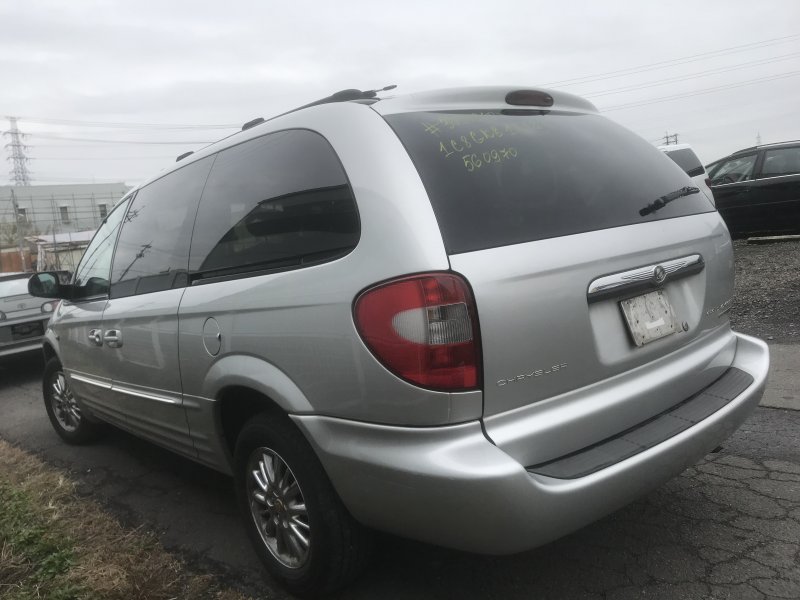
[354,273,481,391]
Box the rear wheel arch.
[42,340,57,364]
[217,386,295,459]
[202,355,315,461]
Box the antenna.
[363,84,398,97]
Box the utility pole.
[9,188,29,271]
[663,132,679,145]
[756,132,762,145]
[3,117,32,186]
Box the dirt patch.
[730,239,800,344]
[0,439,250,600]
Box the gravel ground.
[730,238,800,345]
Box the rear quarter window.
[384,111,714,254]
[189,129,359,280]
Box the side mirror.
[28,272,71,300]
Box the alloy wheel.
[246,447,311,569]
[50,371,81,432]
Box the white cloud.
[1,0,799,184]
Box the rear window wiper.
[639,186,700,216]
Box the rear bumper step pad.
[527,367,753,479]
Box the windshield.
[0,277,31,298]
[384,110,714,254]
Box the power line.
[613,92,798,132]
[10,176,145,183]
[17,117,238,130]
[602,70,800,112]
[544,33,800,87]
[2,177,140,185]
[27,133,213,145]
[25,129,217,137]
[31,156,174,160]
[583,51,800,99]
[29,144,164,148]
[1,192,129,200]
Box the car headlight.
[41,302,55,314]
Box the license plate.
[11,321,44,341]
[620,290,678,347]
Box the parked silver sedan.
[0,272,56,359]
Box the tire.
[234,412,373,596]
[42,357,102,444]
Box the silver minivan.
[29,86,770,596]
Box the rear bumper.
[293,332,769,554]
[0,317,48,359]
[0,338,44,358]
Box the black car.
[707,141,800,238]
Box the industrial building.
[0,183,129,235]
[0,183,129,272]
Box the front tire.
[234,412,372,596]
[42,357,102,444]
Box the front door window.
[71,197,131,300]
[709,155,757,186]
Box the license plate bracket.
[620,290,678,347]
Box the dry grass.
[0,439,251,600]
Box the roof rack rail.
[242,117,266,131]
[271,84,397,121]
[734,139,800,155]
[293,85,396,111]
[194,85,398,151]
[760,139,800,147]
[176,151,194,162]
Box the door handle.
[88,329,103,346]
[104,329,123,348]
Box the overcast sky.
[1,0,799,187]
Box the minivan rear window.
[384,111,714,254]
